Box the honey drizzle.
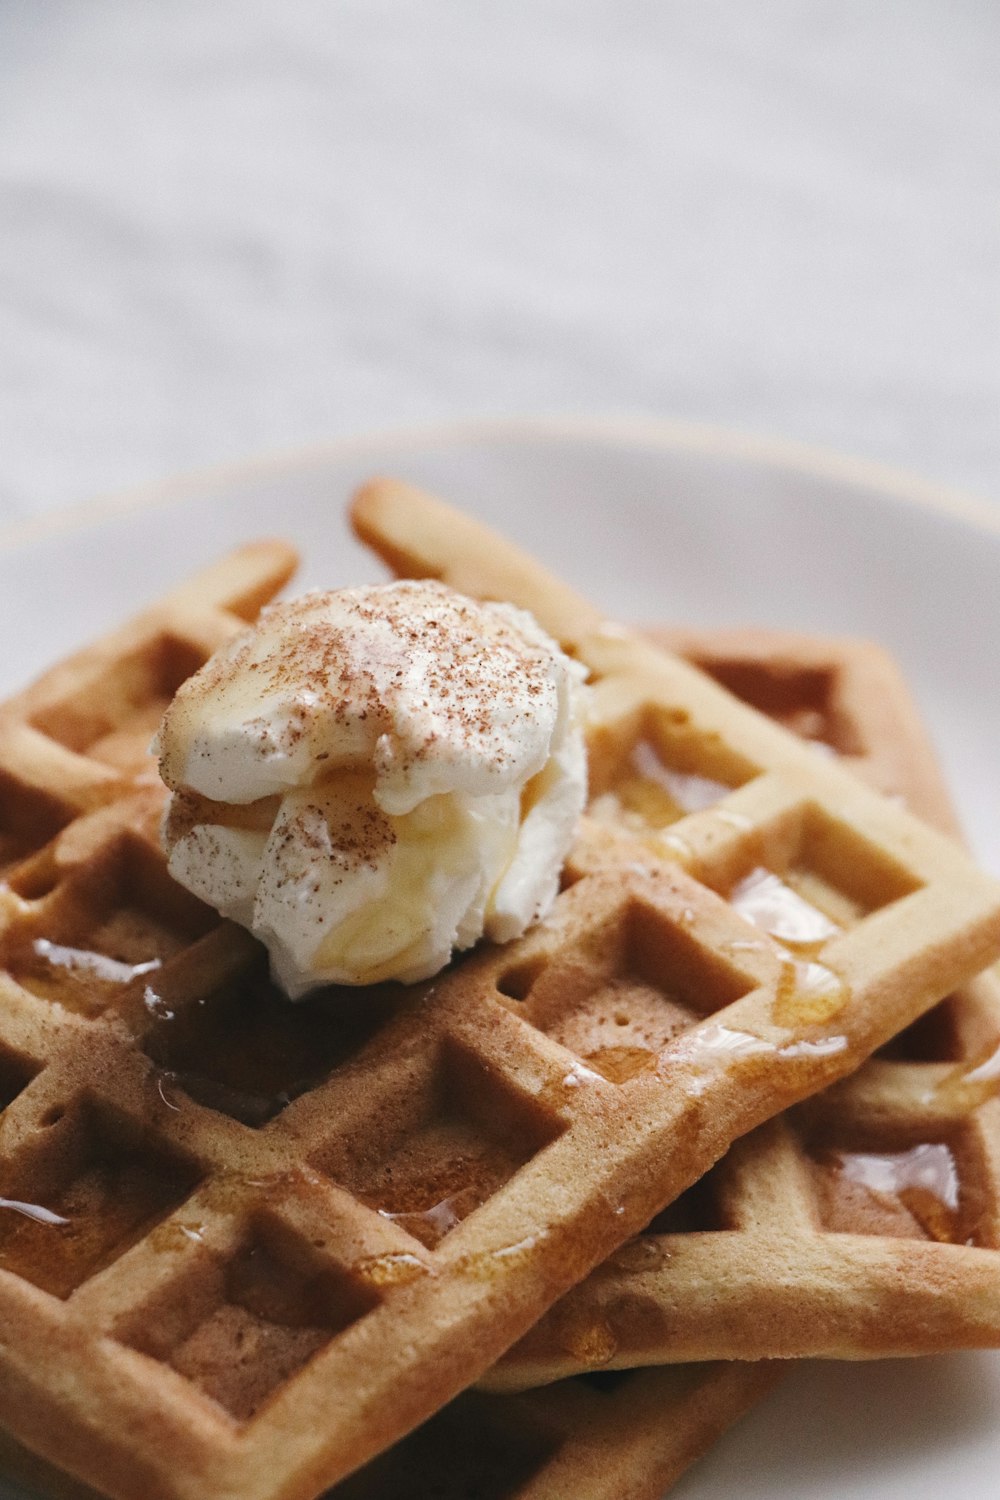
[7,938,163,1013]
[450,1232,546,1278]
[729,868,849,1026]
[354,1250,432,1288]
[0,1197,69,1228]
[379,1196,464,1244]
[0,1145,198,1298]
[663,1022,848,1095]
[729,869,839,948]
[557,1306,619,1366]
[583,1045,657,1083]
[592,740,732,833]
[831,1142,963,1243]
[33,941,161,985]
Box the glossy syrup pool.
[142,967,399,1127]
[729,868,841,948]
[536,968,693,1085]
[808,1137,977,1244]
[357,1122,544,1251]
[928,1039,1000,1115]
[554,1303,620,1366]
[2,838,213,1016]
[728,867,849,1027]
[7,936,164,1014]
[589,737,734,832]
[378,1188,469,1246]
[0,1105,200,1297]
[506,899,754,1085]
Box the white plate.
[1,416,999,1499]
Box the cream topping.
[154,581,587,993]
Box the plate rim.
[2,412,999,556]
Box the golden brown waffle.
[648,626,962,838]
[0,1363,778,1500]
[0,541,298,855]
[0,539,768,1500]
[488,627,1000,1385]
[0,620,974,1500]
[2,496,1000,1500]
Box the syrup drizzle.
[589,739,731,836]
[632,741,729,818]
[489,1234,542,1261]
[354,1250,433,1288]
[537,1062,604,1110]
[713,808,752,831]
[658,832,695,868]
[664,1022,848,1095]
[143,984,175,1021]
[147,1219,209,1253]
[10,938,163,1012]
[775,956,848,1027]
[559,1061,604,1089]
[451,1232,546,1278]
[557,1309,619,1366]
[31,939,161,986]
[610,1236,670,1273]
[583,1045,657,1084]
[379,1196,463,1243]
[729,868,848,1026]
[141,969,394,1127]
[962,1043,1000,1087]
[729,869,839,948]
[0,1197,69,1227]
[0,1140,198,1298]
[831,1142,963,1243]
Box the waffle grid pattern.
[0,506,999,1500]
[0,1361,779,1500]
[487,632,1000,1386]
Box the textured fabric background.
[1,1,997,521]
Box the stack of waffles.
[0,487,999,1499]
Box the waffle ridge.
[488,627,1000,1385]
[0,1362,778,1500]
[0,499,999,1500]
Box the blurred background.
[1,0,997,523]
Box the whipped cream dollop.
[154,580,587,994]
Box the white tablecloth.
[1,0,997,523]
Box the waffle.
[487,628,1000,1384]
[648,626,962,838]
[2,500,1000,1500]
[0,1363,779,1500]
